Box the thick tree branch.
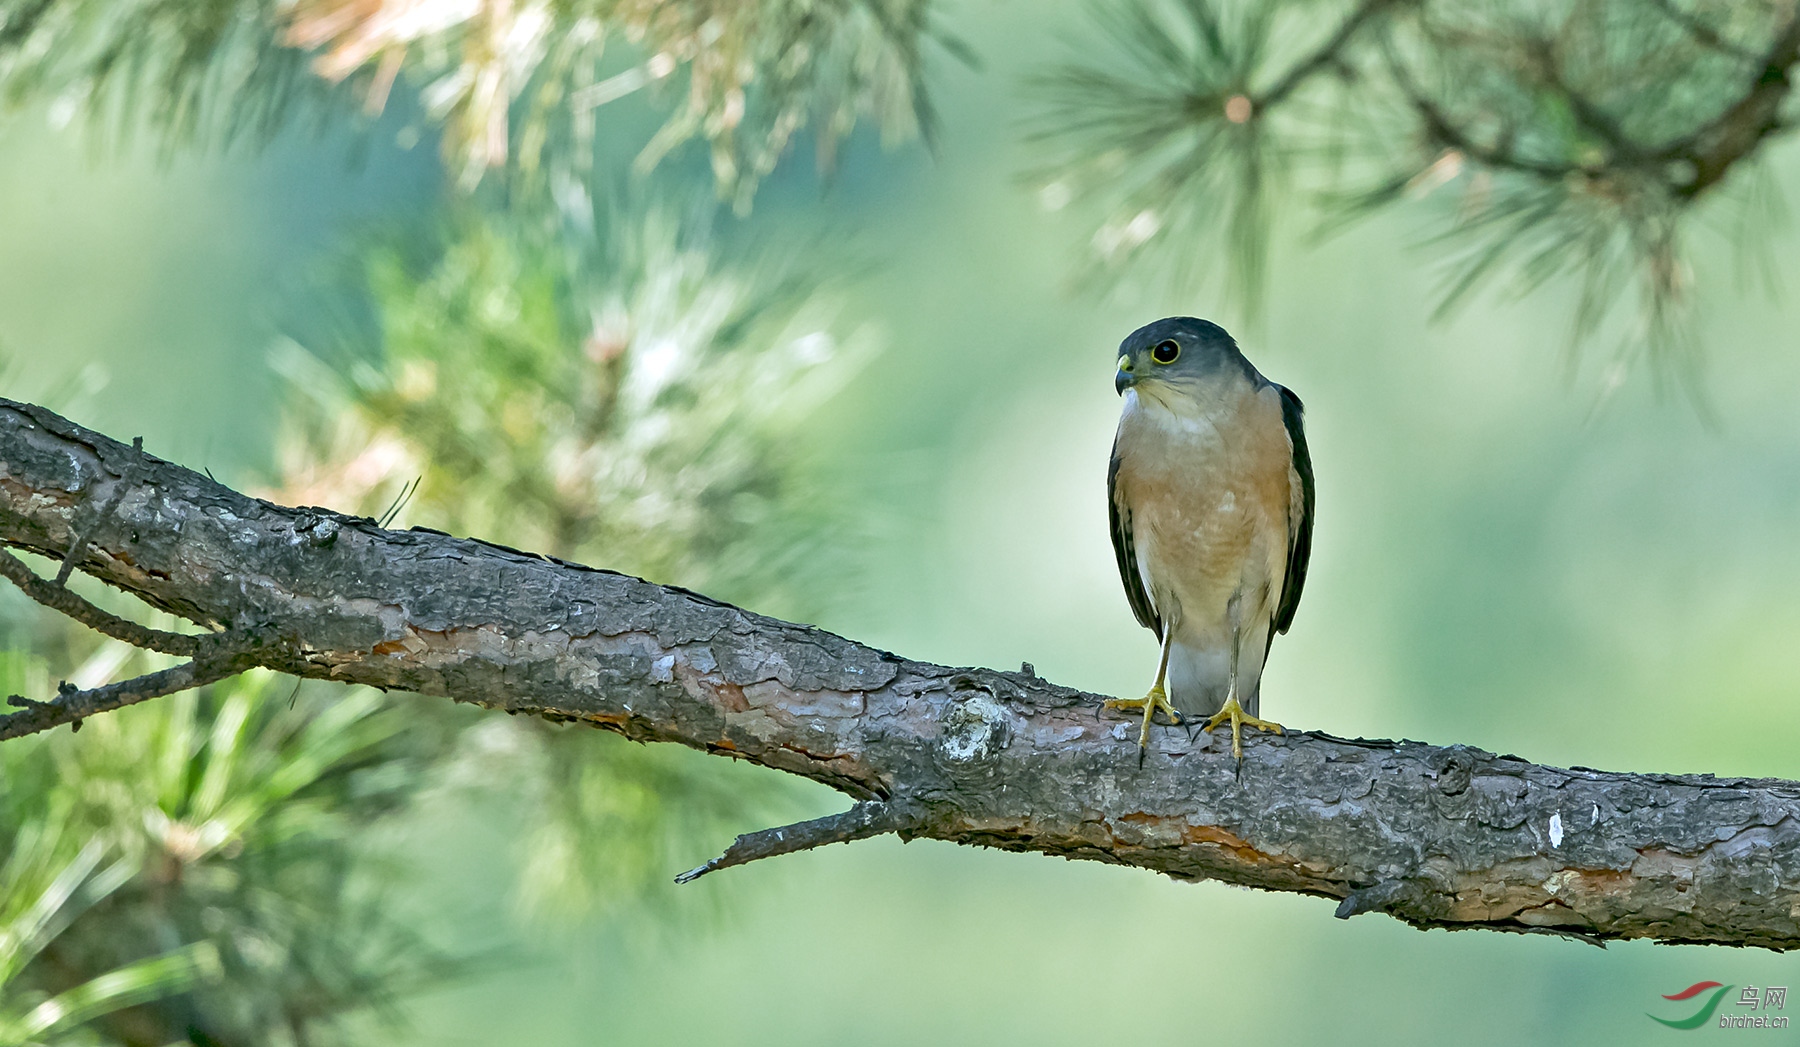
[3,397,1799,949]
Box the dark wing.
[1108,438,1162,638]
[1272,384,1314,635]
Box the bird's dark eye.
[1150,340,1180,364]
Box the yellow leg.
[1201,693,1283,760]
[1104,633,1180,757]
[1103,684,1181,754]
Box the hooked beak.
[1114,354,1135,395]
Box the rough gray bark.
[2,397,1798,950]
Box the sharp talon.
[1104,684,1180,760]
[1201,696,1284,761]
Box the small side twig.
[1256,0,1402,110]
[0,651,250,741]
[1648,0,1761,63]
[0,547,211,657]
[675,801,916,884]
[52,435,142,588]
[1537,58,1639,159]
[1379,39,1581,180]
[1657,8,1800,197]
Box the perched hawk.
[1103,317,1314,759]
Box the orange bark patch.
[1565,867,1632,891]
[1118,814,1277,866]
[1181,823,1279,865]
[1445,864,1636,924]
[713,681,751,713]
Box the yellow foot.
[1103,685,1181,754]
[1201,695,1284,760]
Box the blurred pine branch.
[0,656,457,1046]
[263,191,867,923]
[0,27,876,1029]
[267,190,871,613]
[1032,0,1800,384]
[0,0,964,204]
[0,192,863,1038]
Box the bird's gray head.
[1114,317,1246,396]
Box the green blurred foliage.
[1031,0,1282,304]
[1033,0,1798,382]
[0,188,864,1034]
[1,657,456,1045]
[285,0,963,204]
[0,0,961,204]
[271,195,869,608]
[1,115,868,1044]
[459,716,797,921]
[0,0,332,148]
[0,657,219,1047]
[264,193,862,923]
